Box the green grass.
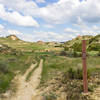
[40,52,100,84]
[0,38,57,52]
[87,51,99,56]
[26,61,40,81]
[0,72,14,93]
[41,56,81,83]
[0,53,34,74]
[39,53,100,100]
[1,49,100,94]
[0,52,35,93]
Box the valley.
[0,35,100,100]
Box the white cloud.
[0,25,61,41]
[30,30,83,42]
[64,28,78,33]
[44,24,54,28]
[0,24,4,30]
[0,24,23,37]
[29,31,63,41]
[0,24,5,36]
[1,0,100,25]
[36,0,45,3]
[0,4,39,27]
[0,0,39,16]
[64,24,100,38]
[0,0,79,24]
[92,25,99,31]
[7,29,22,35]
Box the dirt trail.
[10,59,43,100]
[90,87,100,100]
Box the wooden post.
[82,40,88,93]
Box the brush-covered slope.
[64,35,100,52]
[88,35,100,51]
[0,44,18,54]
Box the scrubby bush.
[67,67,90,80]
[98,50,100,56]
[67,67,76,79]
[0,62,14,93]
[73,51,82,57]
[60,51,82,57]
[64,45,69,51]
[0,62,9,74]
[71,42,82,52]
[89,37,98,44]
[60,51,67,56]
[88,43,100,51]
[0,73,14,93]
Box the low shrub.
[0,62,14,93]
[0,62,9,74]
[43,92,57,100]
[71,42,82,52]
[98,50,100,56]
[60,51,82,57]
[88,43,100,51]
[60,51,67,56]
[67,67,90,80]
[73,51,82,57]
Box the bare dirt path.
[10,59,43,100]
[90,87,100,100]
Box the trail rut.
[10,59,43,100]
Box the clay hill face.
[6,35,19,41]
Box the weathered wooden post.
[82,40,88,93]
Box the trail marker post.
[82,40,88,93]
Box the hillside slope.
[63,35,100,52]
[0,35,62,52]
[0,35,50,52]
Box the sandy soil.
[90,87,100,100]
[10,59,43,100]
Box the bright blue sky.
[0,0,100,42]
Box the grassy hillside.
[63,35,100,53]
[0,36,47,51]
[0,35,62,52]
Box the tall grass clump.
[0,62,14,93]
